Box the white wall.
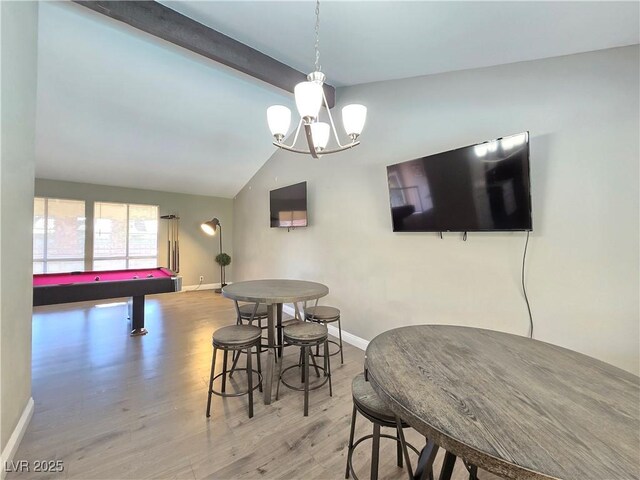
[1,0,38,456]
[233,46,639,374]
[34,179,234,287]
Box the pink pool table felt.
[33,268,174,286]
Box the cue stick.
[176,216,180,273]
[173,216,177,271]
[160,215,172,268]
[171,216,174,272]
[172,217,176,272]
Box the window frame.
[33,196,86,274]
[92,201,159,270]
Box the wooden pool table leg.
[130,295,148,336]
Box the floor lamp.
[201,217,224,293]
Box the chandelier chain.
[314,0,321,72]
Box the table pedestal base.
[411,440,478,480]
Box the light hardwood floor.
[11,291,501,480]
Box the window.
[33,198,86,273]
[93,202,158,270]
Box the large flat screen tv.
[270,181,308,228]
[387,132,532,232]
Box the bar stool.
[305,305,344,365]
[235,301,286,356]
[206,324,263,419]
[345,373,419,480]
[236,302,269,328]
[235,302,269,351]
[276,321,332,416]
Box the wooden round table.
[365,325,640,480]
[222,279,329,404]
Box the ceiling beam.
[72,1,336,108]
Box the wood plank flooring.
[10,291,501,480]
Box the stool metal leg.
[338,316,344,365]
[229,350,241,378]
[275,353,282,401]
[247,346,254,418]
[277,305,283,358]
[256,344,262,393]
[396,426,403,468]
[206,346,217,417]
[371,423,381,480]
[395,416,414,479]
[221,350,229,393]
[324,340,328,377]
[303,345,310,416]
[326,340,332,396]
[309,349,321,377]
[345,404,357,478]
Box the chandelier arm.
[273,143,319,155]
[287,118,304,148]
[303,123,320,159]
[322,89,347,148]
[273,141,360,156]
[316,141,360,155]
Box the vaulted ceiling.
[35,1,640,198]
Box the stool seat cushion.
[305,305,340,320]
[238,303,269,318]
[213,325,262,347]
[283,322,328,343]
[281,318,301,328]
[352,373,395,421]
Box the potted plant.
[215,253,231,288]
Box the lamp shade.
[201,218,220,236]
[342,104,367,137]
[267,105,291,139]
[310,122,330,150]
[294,81,323,121]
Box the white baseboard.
[181,281,234,292]
[181,283,220,292]
[1,397,34,480]
[282,305,369,351]
[326,324,369,351]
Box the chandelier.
[266,0,367,159]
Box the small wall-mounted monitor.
[270,181,308,228]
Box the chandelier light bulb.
[310,122,330,150]
[267,105,292,141]
[342,104,367,139]
[294,81,323,122]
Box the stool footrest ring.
[279,364,330,392]
[209,369,262,398]
[346,431,419,480]
[312,339,342,358]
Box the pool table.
[33,268,182,336]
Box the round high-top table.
[222,279,328,404]
[365,325,640,480]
